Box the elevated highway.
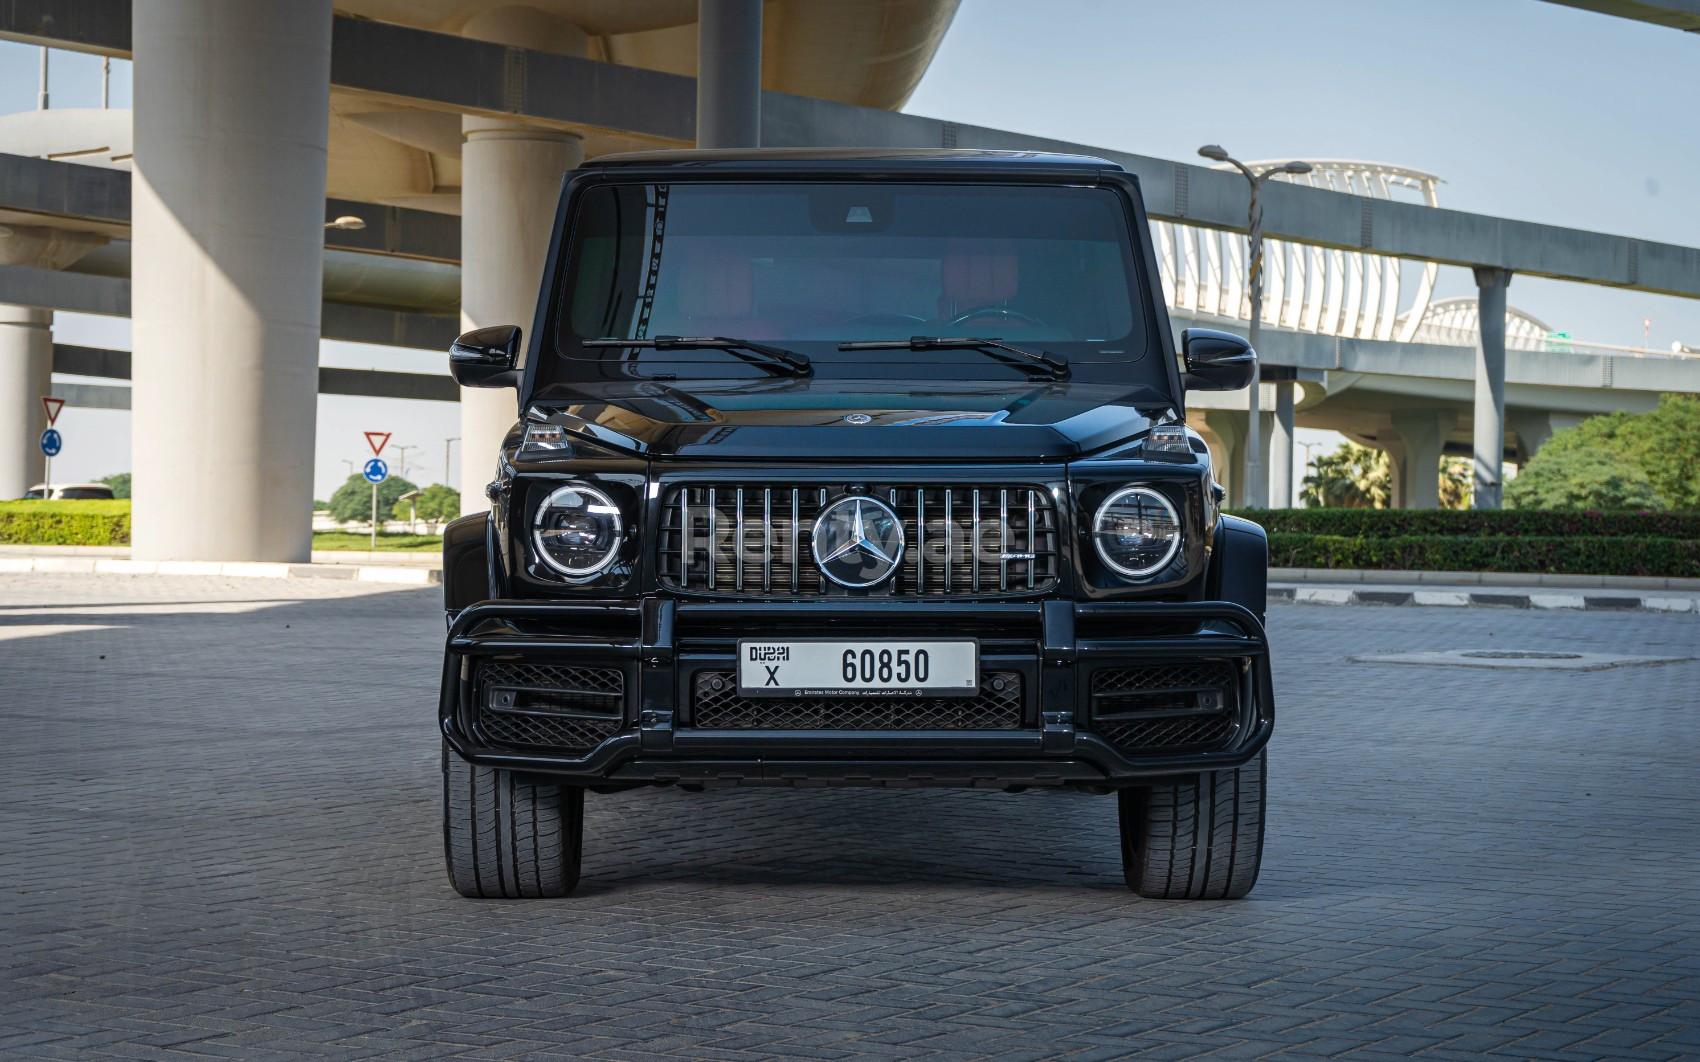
[0,0,1696,557]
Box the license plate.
[738,640,979,698]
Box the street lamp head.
[1282,161,1314,175]
[325,215,367,231]
[1197,144,1230,162]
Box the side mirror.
[1180,328,1257,390]
[450,325,523,388]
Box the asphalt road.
[2,573,1698,1059]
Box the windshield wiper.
[837,336,1069,380]
[583,335,812,377]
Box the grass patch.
[312,531,443,552]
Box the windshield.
[551,181,1157,382]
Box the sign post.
[363,432,391,549]
[40,397,64,493]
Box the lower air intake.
[692,670,1023,730]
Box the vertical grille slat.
[659,482,1060,598]
[1027,490,1037,590]
[707,487,718,590]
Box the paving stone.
[1,572,1697,1059]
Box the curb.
[1269,567,1700,592]
[1271,585,1696,613]
[0,556,440,585]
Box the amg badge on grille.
[810,495,905,588]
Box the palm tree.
[1300,443,1392,508]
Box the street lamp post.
[1197,145,1312,509]
[444,437,459,489]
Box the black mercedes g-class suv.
[440,149,1272,900]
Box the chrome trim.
[706,487,717,590]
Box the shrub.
[0,500,131,546]
[1265,533,1700,578]
[1230,508,1700,538]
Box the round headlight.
[1092,486,1182,578]
[532,484,623,578]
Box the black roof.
[583,147,1123,177]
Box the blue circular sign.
[39,428,61,457]
[362,457,389,483]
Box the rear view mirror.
[450,325,523,388]
[1180,328,1257,391]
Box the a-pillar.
[1269,379,1295,509]
[1391,409,1459,509]
[459,7,586,513]
[130,1,332,560]
[0,305,51,499]
[1471,267,1511,509]
[697,0,763,148]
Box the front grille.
[1088,661,1239,752]
[474,662,624,752]
[658,484,1059,598]
[691,670,1023,729]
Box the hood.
[524,378,1174,461]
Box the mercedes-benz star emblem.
[811,495,905,588]
[843,413,873,425]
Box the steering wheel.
[948,307,1049,331]
[844,313,927,329]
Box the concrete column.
[1202,409,1245,508]
[1270,380,1295,508]
[1507,409,1583,464]
[459,8,587,512]
[697,0,763,148]
[1391,409,1459,510]
[1471,267,1511,510]
[0,305,52,499]
[130,1,332,560]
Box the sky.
[3,0,1696,498]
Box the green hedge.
[0,500,131,546]
[1266,533,1700,578]
[1232,508,1700,539]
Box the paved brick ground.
[2,572,1698,1060]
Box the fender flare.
[442,513,496,617]
[1207,515,1268,621]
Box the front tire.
[1118,750,1265,899]
[442,742,583,898]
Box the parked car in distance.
[23,483,116,500]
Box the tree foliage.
[1505,449,1664,511]
[1438,458,1471,510]
[98,472,131,499]
[328,472,418,524]
[391,483,461,529]
[1300,443,1391,509]
[1517,394,1699,510]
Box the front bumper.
[439,598,1273,789]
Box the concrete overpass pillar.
[1391,409,1459,510]
[1507,409,1583,464]
[1270,380,1295,508]
[458,8,587,512]
[1471,267,1511,510]
[0,305,51,499]
[1201,410,1241,507]
[130,1,332,560]
[697,0,764,148]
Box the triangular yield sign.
[364,431,391,456]
[42,396,64,426]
